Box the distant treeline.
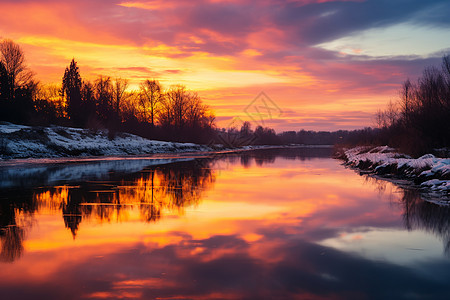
[222,122,381,147]
[228,56,450,154]
[373,55,450,156]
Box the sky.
[1,0,449,131]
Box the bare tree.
[0,39,35,94]
[94,75,113,121]
[385,100,398,127]
[121,91,139,121]
[159,85,215,132]
[418,66,445,109]
[374,100,398,129]
[112,78,129,118]
[158,92,173,126]
[375,108,388,129]
[187,94,215,129]
[399,79,413,125]
[0,39,38,122]
[0,39,24,84]
[185,92,202,126]
[139,79,161,126]
[162,85,189,128]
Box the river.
[1,147,449,299]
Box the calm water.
[1,148,450,300]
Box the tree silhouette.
[0,39,34,93]
[80,80,97,124]
[0,39,37,123]
[94,75,115,125]
[1,38,218,143]
[373,55,450,155]
[0,61,11,106]
[139,79,161,126]
[185,91,211,129]
[112,77,130,120]
[160,85,213,130]
[62,59,83,126]
[34,83,65,122]
[161,85,187,128]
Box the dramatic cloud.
[1,0,449,130]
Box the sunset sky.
[1,0,449,131]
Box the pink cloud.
[0,0,446,130]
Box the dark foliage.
[0,40,37,124]
[3,37,447,152]
[0,39,217,144]
[62,59,83,126]
[373,55,450,156]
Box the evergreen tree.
[62,59,83,126]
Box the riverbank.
[0,122,334,160]
[0,122,214,159]
[338,146,450,202]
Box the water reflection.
[1,159,215,261]
[236,147,333,167]
[0,224,24,263]
[360,175,450,256]
[0,188,35,263]
[401,189,450,255]
[1,148,450,299]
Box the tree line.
[3,38,447,151]
[0,38,338,146]
[217,120,383,147]
[0,39,215,143]
[374,55,450,156]
[0,39,38,124]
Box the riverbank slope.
[339,146,450,202]
[0,122,212,159]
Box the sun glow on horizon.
[1,0,449,131]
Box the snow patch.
[343,146,450,200]
[0,123,212,159]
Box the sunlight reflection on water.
[1,148,450,299]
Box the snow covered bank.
[0,122,211,159]
[341,146,450,201]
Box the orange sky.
[1,0,449,131]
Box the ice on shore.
[343,146,450,198]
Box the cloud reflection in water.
[1,148,450,299]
